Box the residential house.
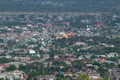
[88,72,100,80]
[110,68,120,80]
[37,75,55,80]
[0,64,9,70]
[64,72,73,77]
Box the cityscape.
[0,0,120,80]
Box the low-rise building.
[37,75,55,80]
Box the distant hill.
[0,0,119,12]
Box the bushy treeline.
[0,0,119,12]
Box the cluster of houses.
[0,70,28,80]
[0,13,120,80]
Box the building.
[37,75,55,80]
[88,72,100,80]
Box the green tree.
[0,78,4,80]
[0,57,11,64]
[6,65,17,71]
[103,77,110,80]
[77,73,90,80]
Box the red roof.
[23,74,28,79]
[42,23,52,27]
[54,71,59,75]
[62,22,70,25]
[96,22,104,27]
[59,58,71,61]
[0,64,9,68]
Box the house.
[54,54,59,59]
[7,70,25,80]
[59,58,73,65]
[0,48,5,54]
[0,64,9,70]
[71,77,77,80]
[78,56,84,60]
[109,68,120,80]
[64,72,73,77]
[29,49,36,54]
[114,72,120,80]
[53,71,59,75]
[0,73,7,79]
[106,52,119,58]
[88,72,100,80]
[43,54,50,60]
[86,64,93,67]
[81,59,93,64]
[20,57,31,62]
[0,70,27,80]
[95,58,106,63]
[75,41,86,46]
[37,75,55,80]
[118,59,120,64]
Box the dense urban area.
[0,0,120,80]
